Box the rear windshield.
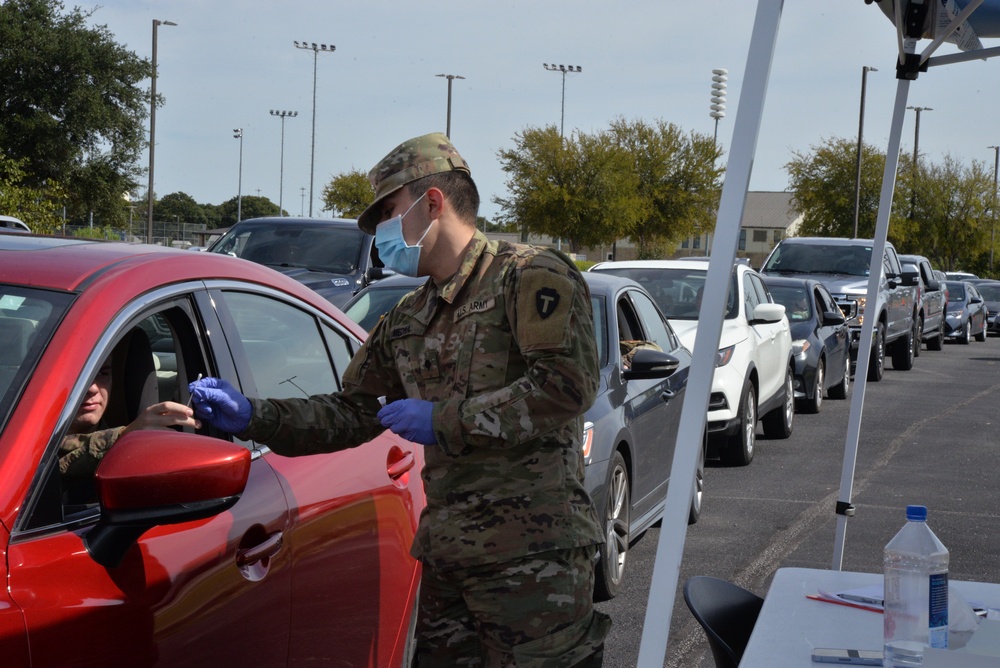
[592,267,737,320]
[210,223,365,274]
[763,243,872,277]
[0,286,73,429]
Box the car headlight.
[948,309,964,318]
[716,345,735,367]
[853,296,866,325]
[792,339,810,357]
[582,421,594,465]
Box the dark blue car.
[762,276,850,413]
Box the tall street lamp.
[853,66,877,238]
[147,18,177,244]
[907,106,933,219]
[435,73,465,138]
[709,68,728,144]
[233,128,244,223]
[270,110,298,217]
[989,145,999,274]
[542,63,582,138]
[293,41,335,218]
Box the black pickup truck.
[761,237,919,382]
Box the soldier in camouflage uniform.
[190,132,610,667]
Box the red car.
[0,232,423,666]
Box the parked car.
[761,277,851,413]
[945,271,979,281]
[0,231,423,665]
[898,254,947,352]
[342,270,705,601]
[206,217,393,308]
[589,260,794,467]
[343,274,428,331]
[761,237,919,381]
[977,281,1000,335]
[0,215,29,232]
[943,280,988,344]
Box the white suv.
[590,260,794,465]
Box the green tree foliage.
[494,126,644,254]
[0,154,66,233]
[0,0,149,225]
[156,192,210,228]
[608,118,724,258]
[321,169,373,218]
[215,195,282,225]
[785,136,892,239]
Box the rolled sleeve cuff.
[432,399,465,456]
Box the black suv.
[761,237,919,381]
[207,217,391,308]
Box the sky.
[85,0,1000,223]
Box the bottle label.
[928,572,948,648]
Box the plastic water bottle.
[883,505,949,667]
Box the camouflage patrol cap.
[357,132,471,234]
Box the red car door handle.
[387,452,415,480]
[236,532,283,567]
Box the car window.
[220,291,339,401]
[815,285,836,315]
[749,274,772,305]
[977,284,1000,301]
[627,289,675,352]
[946,282,967,302]
[344,285,419,332]
[590,295,609,369]
[212,224,365,274]
[766,284,811,323]
[593,267,738,320]
[743,273,761,318]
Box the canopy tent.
[635,1,1000,665]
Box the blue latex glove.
[188,377,252,434]
[378,398,437,445]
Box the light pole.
[293,41,335,218]
[907,106,933,219]
[233,128,244,223]
[853,66,877,238]
[709,68,728,144]
[435,73,465,137]
[147,18,177,244]
[270,110,298,217]
[542,63,582,138]
[989,145,999,274]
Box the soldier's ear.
[425,187,446,220]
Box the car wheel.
[927,318,944,351]
[960,320,971,345]
[722,380,756,467]
[763,366,794,439]
[799,357,824,414]
[891,319,915,370]
[688,433,706,525]
[975,317,987,342]
[867,323,885,382]
[594,451,630,601]
[913,315,922,357]
[828,350,850,400]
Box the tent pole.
[635,1,785,665]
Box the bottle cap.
[906,505,927,521]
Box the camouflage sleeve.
[58,426,127,479]
[239,319,403,456]
[432,252,599,453]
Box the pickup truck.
[898,254,946,352]
[761,238,919,382]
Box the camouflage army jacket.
[243,229,603,567]
[59,424,126,479]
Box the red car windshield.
[0,286,73,428]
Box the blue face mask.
[374,193,433,277]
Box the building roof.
[740,191,800,230]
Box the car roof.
[228,216,361,229]
[591,259,710,270]
[760,275,822,290]
[581,271,644,294]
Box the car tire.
[960,320,971,345]
[913,315,922,357]
[867,323,885,382]
[763,366,794,439]
[722,380,756,467]
[828,350,850,400]
[688,434,706,525]
[975,318,987,342]
[927,318,944,351]
[891,319,915,370]
[799,357,824,414]
[594,451,630,601]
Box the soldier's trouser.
[413,546,611,668]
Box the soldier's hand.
[378,398,436,445]
[188,377,252,434]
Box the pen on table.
[806,594,883,613]
[837,593,884,607]
[187,374,203,407]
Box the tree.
[786,136,895,239]
[156,192,210,228]
[608,118,724,258]
[494,126,643,253]
[0,154,66,234]
[321,169,373,218]
[0,0,149,225]
[215,195,281,226]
